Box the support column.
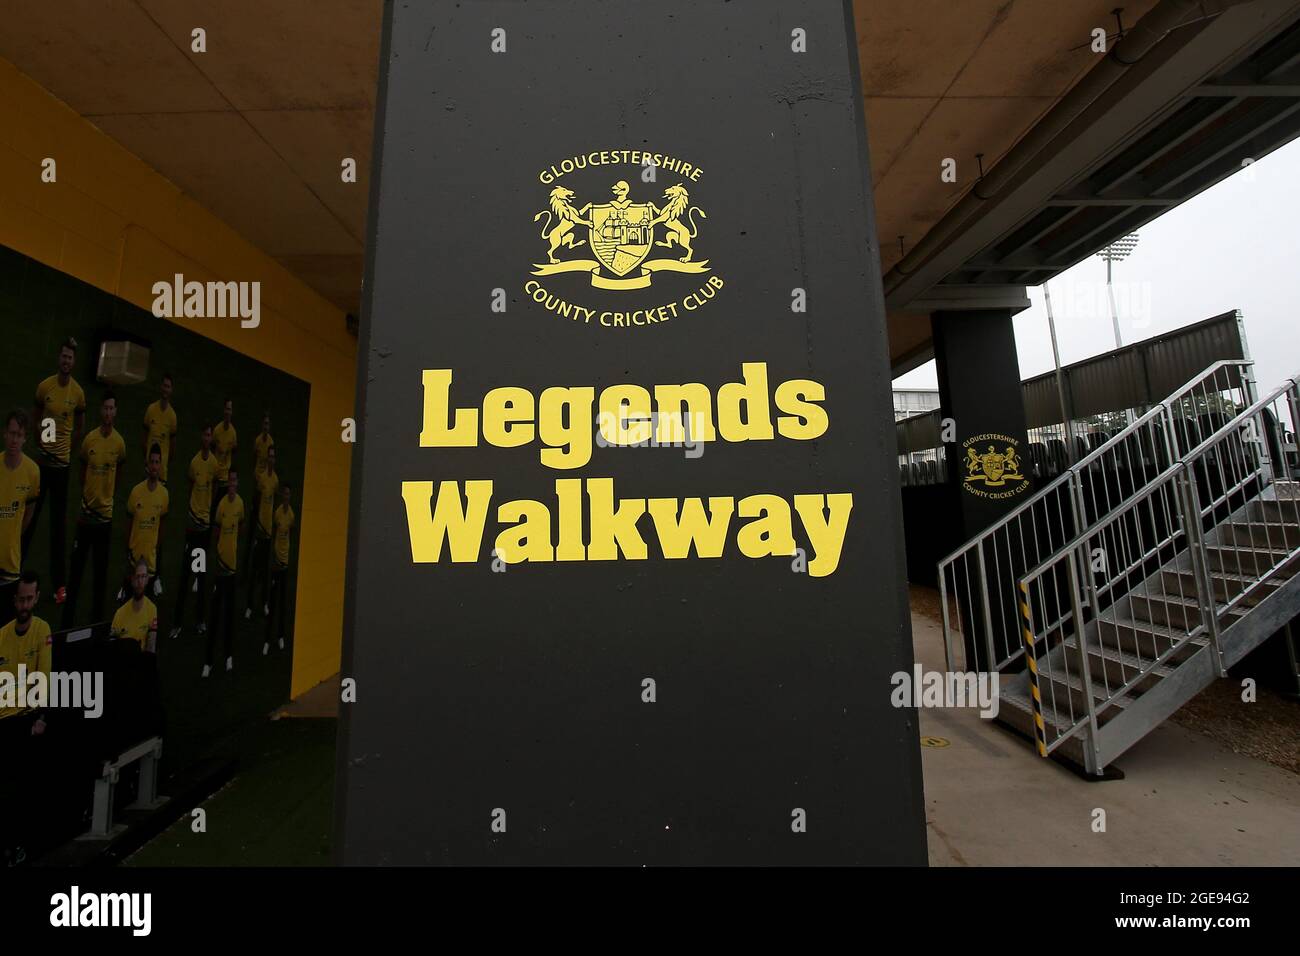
[925,291,1032,672]
[932,307,1031,539]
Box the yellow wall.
[0,57,353,698]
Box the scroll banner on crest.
[532,257,712,290]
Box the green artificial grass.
[124,717,336,867]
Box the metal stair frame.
[1012,372,1300,773]
[938,360,1257,676]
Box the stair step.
[1128,588,1249,631]
[1220,520,1300,551]
[1064,636,1176,687]
[1028,666,1132,725]
[1270,480,1300,498]
[1096,615,1208,663]
[1203,544,1295,577]
[1129,590,1211,630]
[1001,685,1078,729]
[1248,497,1300,523]
[996,688,1090,764]
[1158,567,1280,606]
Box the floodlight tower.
[1098,233,1140,349]
[1043,281,1076,461]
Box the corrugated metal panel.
[897,409,941,454]
[1068,348,1148,419]
[1023,310,1244,424]
[1144,311,1246,396]
[1022,373,1063,429]
[896,310,1248,451]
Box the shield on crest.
[588,203,655,276]
[980,449,1006,485]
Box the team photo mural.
[0,245,309,862]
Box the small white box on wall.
[97,339,150,385]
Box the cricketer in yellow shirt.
[0,456,39,577]
[111,561,158,653]
[272,498,295,570]
[252,415,274,478]
[1,411,41,603]
[172,426,219,638]
[188,442,219,529]
[64,393,126,629]
[126,445,169,576]
[205,469,244,675]
[142,378,178,482]
[27,340,86,598]
[0,575,51,723]
[213,489,245,576]
[212,401,238,484]
[255,462,278,537]
[79,424,127,523]
[266,485,295,652]
[244,446,278,620]
[34,367,86,468]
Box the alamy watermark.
[593,410,705,459]
[50,886,151,936]
[151,273,261,328]
[890,665,999,719]
[1,667,103,718]
[1052,275,1154,331]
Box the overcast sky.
[893,135,1300,400]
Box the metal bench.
[79,736,166,840]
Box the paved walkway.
[133,609,1298,866]
[911,590,1300,866]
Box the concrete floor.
[912,591,1300,866]
[274,673,341,719]
[243,605,1299,866]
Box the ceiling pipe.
[882,0,1254,296]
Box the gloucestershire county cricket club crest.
[532,179,709,290]
[524,150,726,331]
[962,434,1030,500]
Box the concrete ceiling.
[0,0,380,316]
[859,0,1159,365]
[0,0,1157,350]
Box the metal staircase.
[938,361,1300,774]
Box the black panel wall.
[337,0,926,865]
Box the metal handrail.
[937,360,1254,674]
[1020,459,1186,583]
[936,471,1071,569]
[1018,456,1199,763]
[936,360,1254,567]
[1038,612,1208,758]
[1178,373,1298,462]
[1026,371,1299,578]
[1017,371,1299,770]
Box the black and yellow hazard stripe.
[1019,581,1049,757]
